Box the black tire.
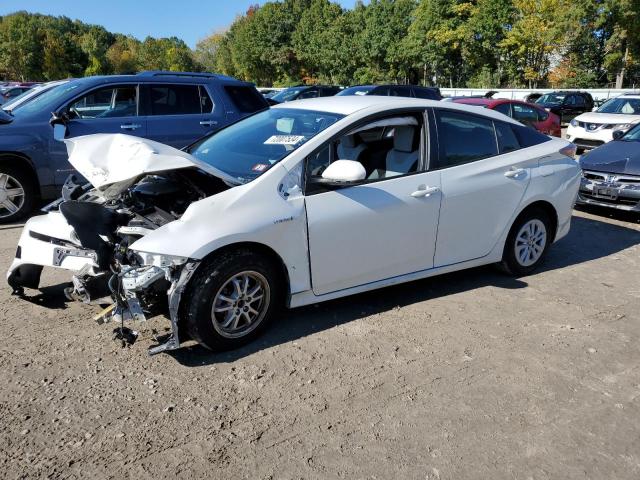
[0,163,37,223]
[499,207,552,276]
[183,249,284,352]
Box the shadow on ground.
[170,213,640,366]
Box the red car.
[452,98,561,137]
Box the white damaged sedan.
[7,97,580,354]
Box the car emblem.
[588,123,597,131]
[607,174,616,182]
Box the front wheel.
[500,208,552,276]
[183,249,284,351]
[0,165,36,223]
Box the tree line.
[0,11,198,81]
[2,1,640,89]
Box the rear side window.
[512,124,552,147]
[434,110,498,168]
[223,85,268,113]
[199,86,213,112]
[149,84,202,115]
[495,122,520,154]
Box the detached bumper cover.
[7,212,99,292]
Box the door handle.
[504,167,526,178]
[120,123,142,130]
[411,185,440,198]
[199,120,218,127]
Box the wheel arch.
[195,241,291,297]
[513,200,559,241]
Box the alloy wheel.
[0,173,25,219]
[514,219,547,267]
[211,271,271,339]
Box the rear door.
[431,109,535,267]
[142,83,224,148]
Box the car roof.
[68,71,247,87]
[272,96,521,124]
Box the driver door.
[304,111,441,296]
[49,84,147,185]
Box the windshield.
[536,93,565,104]
[190,108,344,184]
[16,82,83,116]
[621,123,640,141]
[597,97,640,115]
[271,87,308,103]
[337,86,375,96]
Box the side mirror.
[53,123,67,141]
[309,160,367,188]
[612,129,625,140]
[323,159,366,182]
[50,111,69,141]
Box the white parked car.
[566,94,640,152]
[7,97,580,354]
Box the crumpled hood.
[573,112,640,125]
[64,133,237,198]
[580,141,640,176]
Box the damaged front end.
[7,134,235,354]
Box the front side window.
[305,113,425,193]
[494,103,512,117]
[149,84,202,115]
[68,85,137,119]
[434,110,497,168]
[189,108,343,184]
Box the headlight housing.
[133,251,188,268]
[570,119,578,127]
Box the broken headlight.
[132,251,189,268]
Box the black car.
[577,124,640,212]
[270,85,341,103]
[535,91,594,124]
[337,84,442,100]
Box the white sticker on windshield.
[264,135,305,145]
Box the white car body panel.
[7,96,580,320]
[305,170,441,295]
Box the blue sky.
[0,1,361,48]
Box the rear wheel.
[0,164,36,223]
[500,208,552,276]
[183,249,283,351]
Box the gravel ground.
[0,206,639,480]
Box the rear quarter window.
[512,124,552,147]
[223,85,268,113]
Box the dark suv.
[0,71,268,222]
[270,85,342,103]
[337,84,442,100]
[535,91,594,124]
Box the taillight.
[560,144,577,159]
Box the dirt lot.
[0,206,639,480]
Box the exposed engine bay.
[6,134,236,354]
